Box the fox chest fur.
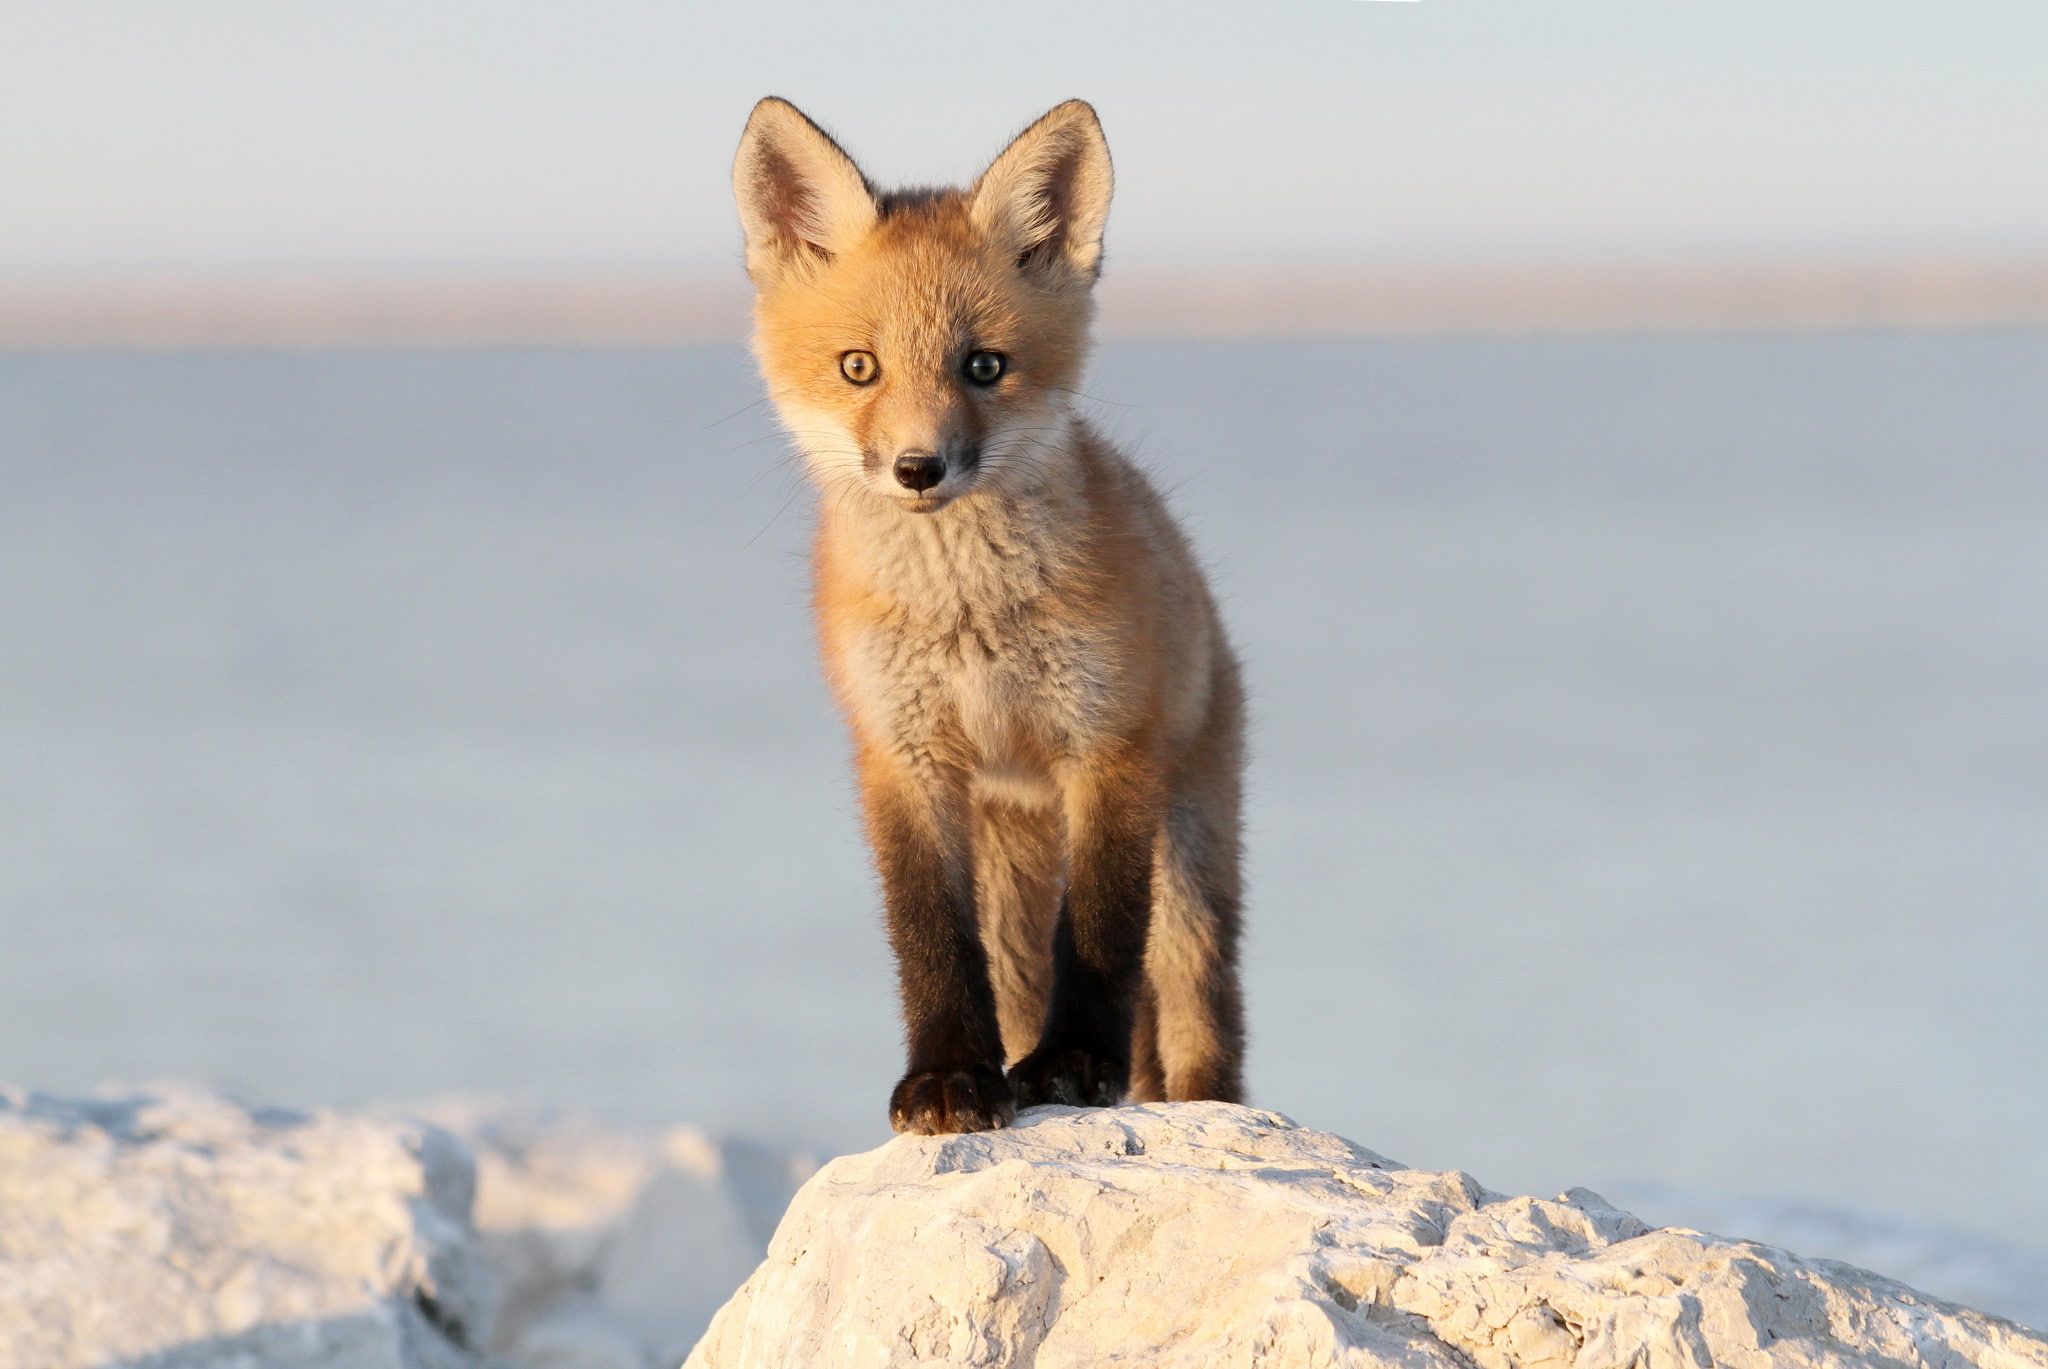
[816,478,1137,801]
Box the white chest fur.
[831,491,1116,788]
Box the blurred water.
[3,334,2044,1248]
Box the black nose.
[893,452,945,492]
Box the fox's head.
[734,98,1111,514]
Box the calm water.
[3,334,2044,1247]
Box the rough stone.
[0,1082,492,1369]
[685,1102,2048,1369]
[1598,1182,2048,1331]
[422,1099,813,1369]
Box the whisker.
[703,396,769,430]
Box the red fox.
[732,98,1245,1134]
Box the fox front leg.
[1008,749,1160,1108]
[861,753,1014,1135]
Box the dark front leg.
[1008,756,1159,1109]
[862,752,1012,1135]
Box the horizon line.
[4,255,2047,350]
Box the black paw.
[889,1066,1015,1135]
[1008,1046,1128,1109]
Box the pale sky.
[3,0,2045,277]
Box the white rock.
[1597,1182,2048,1332]
[685,1102,2048,1369]
[0,1082,492,1369]
[421,1100,813,1369]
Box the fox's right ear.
[733,98,878,283]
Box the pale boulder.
[685,1102,2047,1369]
[1598,1183,2048,1331]
[421,1099,813,1369]
[0,1083,491,1369]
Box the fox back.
[734,98,1245,1135]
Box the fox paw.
[889,1066,1015,1135]
[1008,1046,1127,1109]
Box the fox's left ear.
[971,100,1113,285]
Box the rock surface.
[0,1084,811,1369]
[9,1087,2043,1369]
[423,1099,813,1369]
[0,1083,491,1369]
[685,1102,2048,1369]
[1601,1182,2048,1333]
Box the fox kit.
[733,97,1245,1135]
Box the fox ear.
[733,97,878,282]
[971,100,1113,284]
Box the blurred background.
[3,0,2045,1317]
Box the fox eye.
[840,351,878,385]
[964,351,1006,385]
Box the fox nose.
[893,452,945,492]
